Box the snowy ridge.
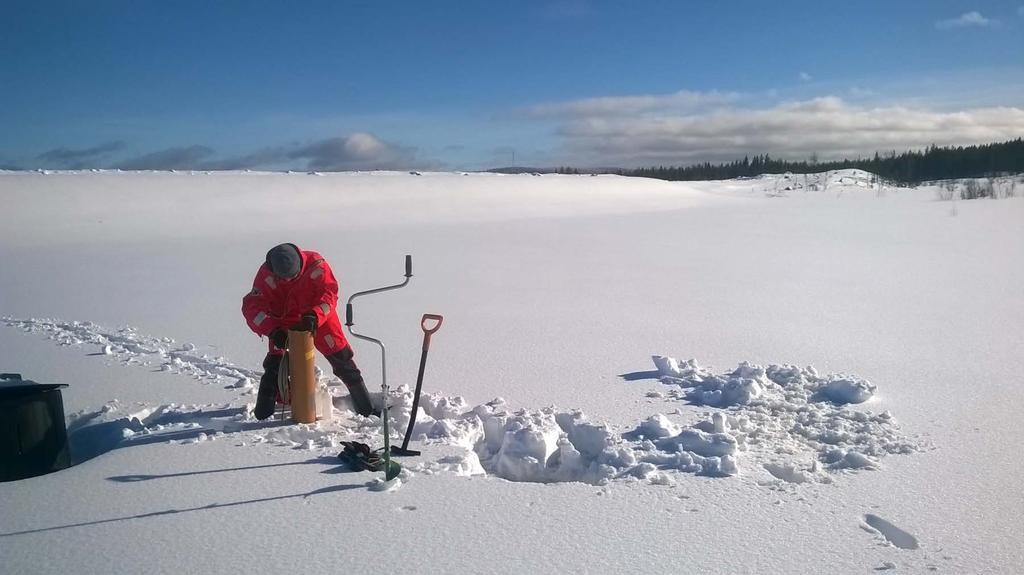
[703,168,1022,201]
[690,168,908,199]
[3,317,919,488]
[721,169,897,198]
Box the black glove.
[269,328,287,350]
[291,314,318,335]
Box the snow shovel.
[343,255,413,482]
[391,313,444,457]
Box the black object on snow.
[338,441,400,479]
[338,441,385,472]
[0,373,71,482]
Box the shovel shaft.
[397,313,443,452]
[399,347,429,451]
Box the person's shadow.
[0,456,364,538]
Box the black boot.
[346,380,374,417]
[254,354,282,420]
[328,346,374,417]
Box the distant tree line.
[622,138,1024,184]
[486,166,584,174]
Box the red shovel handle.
[421,314,443,350]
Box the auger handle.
[346,254,413,328]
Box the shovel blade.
[390,446,421,457]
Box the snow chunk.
[420,393,469,419]
[434,453,486,477]
[647,471,675,486]
[671,429,738,458]
[820,376,876,404]
[492,414,563,482]
[687,374,764,407]
[636,414,681,439]
[763,462,815,484]
[368,477,403,492]
[704,455,739,476]
[653,356,712,380]
[652,355,682,376]
[830,450,878,470]
[555,411,612,458]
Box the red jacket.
[242,249,339,337]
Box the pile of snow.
[654,355,878,406]
[401,397,741,483]
[652,355,916,482]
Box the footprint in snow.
[862,513,920,550]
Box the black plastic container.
[0,373,71,482]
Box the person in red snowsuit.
[242,243,373,419]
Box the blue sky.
[2,0,1022,170]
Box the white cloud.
[117,145,214,170]
[799,72,813,82]
[37,141,125,168]
[935,11,995,29]
[107,132,431,171]
[524,90,739,119]
[538,92,1024,166]
[287,133,423,170]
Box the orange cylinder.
[287,330,317,423]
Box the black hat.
[266,243,301,279]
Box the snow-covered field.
[1,170,1022,573]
